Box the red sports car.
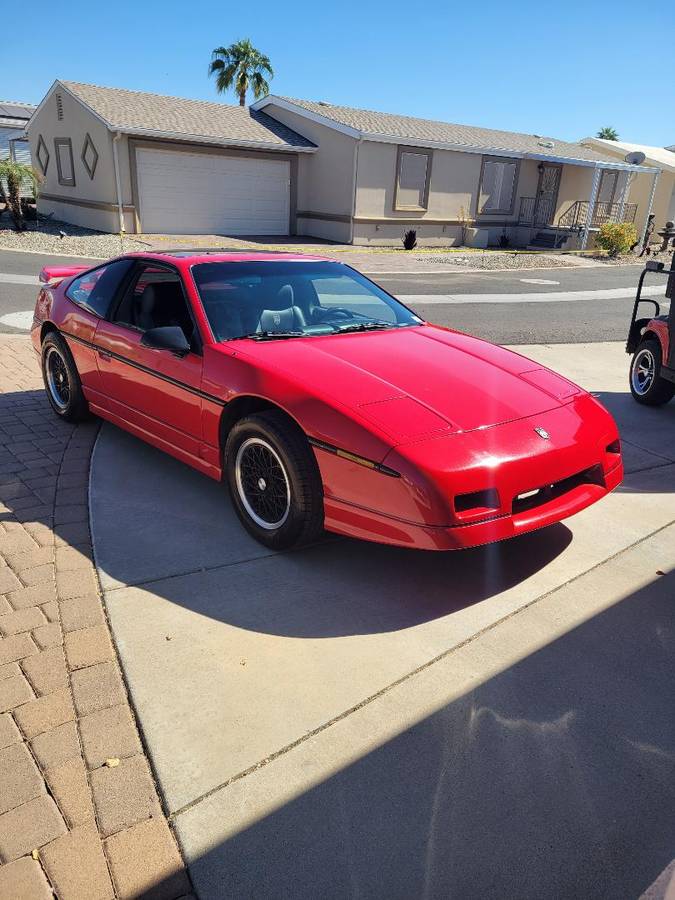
[32,251,622,551]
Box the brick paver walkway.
[0,337,192,899]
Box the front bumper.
[319,394,623,550]
[323,458,622,550]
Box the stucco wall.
[27,84,122,231]
[355,140,481,219]
[260,104,356,218]
[628,170,675,238]
[353,141,480,246]
[554,164,593,225]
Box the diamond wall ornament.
[81,133,99,180]
[36,135,49,175]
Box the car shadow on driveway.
[589,390,675,486]
[90,424,574,638]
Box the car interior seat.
[136,282,193,339]
[257,284,307,332]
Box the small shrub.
[458,205,472,246]
[498,232,511,248]
[595,222,638,257]
[402,229,417,250]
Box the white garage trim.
[131,141,295,236]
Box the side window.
[66,259,134,318]
[113,265,195,344]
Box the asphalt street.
[0,248,669,344]
[376,264,668,344]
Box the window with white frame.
[395,147,432,210]
[479,157,519,214]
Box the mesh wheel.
[41,332,90,422]
[225,410,324,550]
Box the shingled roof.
[59,82,316,151]
[260,96,625,165]
[0,101,36,129]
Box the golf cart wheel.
[225,410,324,550]
[629,338,675,406]
[41,332,90,422]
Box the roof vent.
[537,139,554,149]
[55,93,64,121]
[317,101,331,107]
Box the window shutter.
[481,161,500,211]
[397,152,429,208]
[498,161,517,210]
[481,159,517,212]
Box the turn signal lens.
[454,488,500,523]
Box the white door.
[136,148,290,235]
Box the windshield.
[191,261,422,341]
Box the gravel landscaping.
[576,249,673,266]
[419,251,579,269]
[0,220,151,259]
[3,217,667,271]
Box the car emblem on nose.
[273,313,281,326]
[534,426,550,440]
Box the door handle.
[97,349,112,361]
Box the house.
[581,138,675,232]
[0,101,35,164]
[27,80,659,249]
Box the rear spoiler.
[38,265,90,285]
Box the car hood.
[228,325,583,441]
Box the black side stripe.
[61,330,400,478]
[308,437,400,478]
[61,331,226,406]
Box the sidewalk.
[0,338,192,900]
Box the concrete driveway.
[89,342,675,899]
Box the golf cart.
[626,252,675,405]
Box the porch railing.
[557,200,638,229]
[518,197,638,229]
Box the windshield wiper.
[232,331,306,341]
[335,321,393,333]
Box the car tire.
[629,338,675,406]
[225,410,324,550]
[41,332,91,422]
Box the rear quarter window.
[65,259,134,318]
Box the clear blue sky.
[5,0,675,146]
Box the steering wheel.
[313,307,356,321]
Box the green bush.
[595,222,638,257]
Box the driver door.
[94,262,204,458]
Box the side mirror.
[645,260,664,272]
[141,326,190,356]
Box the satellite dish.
[625,151,646,165]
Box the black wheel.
[225,410,324,550]
[629,338,675,406]
[41,332,90,422]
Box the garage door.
[136,148,290,235]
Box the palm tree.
[209,39,273,106]
[0,160,41,231]
[597,126,619,141]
